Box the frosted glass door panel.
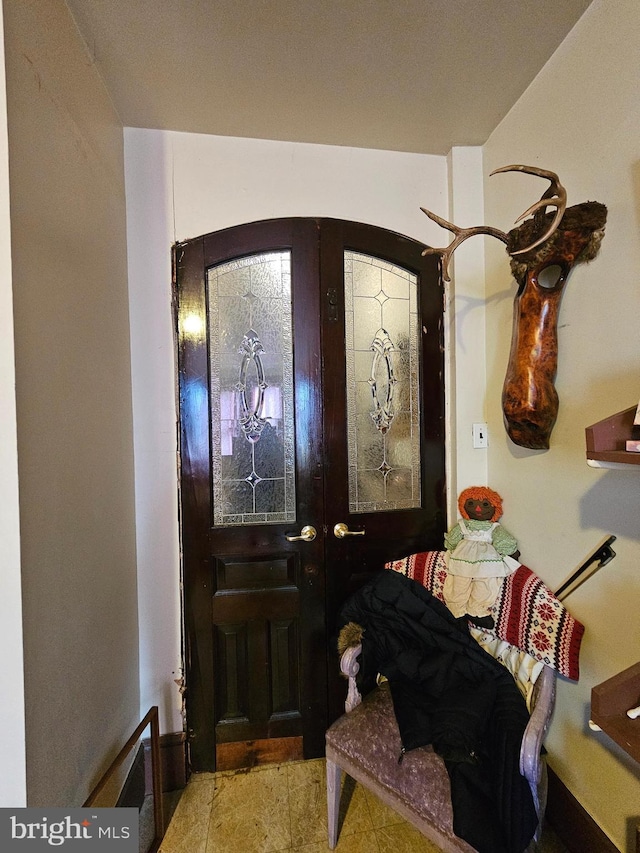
[207,252,295,526]
[344,252,421,513]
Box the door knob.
[333,522,365,539]
[285,525,317,542]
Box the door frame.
[173,218,446,771]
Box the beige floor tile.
[336,776,376,838]
[361,788,405,830]
[375,822,446,853]
[287,759,328,847]
[159,760,568,853]
[206,764,291,853]
[291,829,381,852]
[189,770,218,781]
[158,776,216,853]
[287,758,373,847]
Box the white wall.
[445,146,489,519]
[0,0,26,808]
[124,130,493,732]
[483,0,640,848]
[4,0,139,807]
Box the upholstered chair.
[326,641,556,853]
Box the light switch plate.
[472,423,488,448]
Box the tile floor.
[158,758,568,853]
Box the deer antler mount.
[422,166,607,450]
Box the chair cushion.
[326,683,455,831]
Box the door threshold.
[216,736,304,772]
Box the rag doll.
[443,486,520,627]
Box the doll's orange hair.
[458,486,503,521]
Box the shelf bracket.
[555,535,617,601]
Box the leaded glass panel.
[208,252,295,526]
[344,252,421,513]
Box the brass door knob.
[333,523,365,539]
[285,525,317,542]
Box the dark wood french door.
[174,218,445,772]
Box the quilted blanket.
[385,550,584,680]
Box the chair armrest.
[520,664,556,784]
[340,643,362,712]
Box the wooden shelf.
[591,662,640,764]
[586,406,640,467]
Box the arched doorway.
[174,218,446,771]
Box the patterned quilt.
[385,550,584,680]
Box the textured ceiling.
[65,0,593,155]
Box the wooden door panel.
[176,219,327,771]
[320,220,445,579]
[175,218,445,772]
[215,555,295,590]
[214,611,302,744]
[214,622,249,724]
[319,220,446,721]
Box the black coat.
[338,570,538,853]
